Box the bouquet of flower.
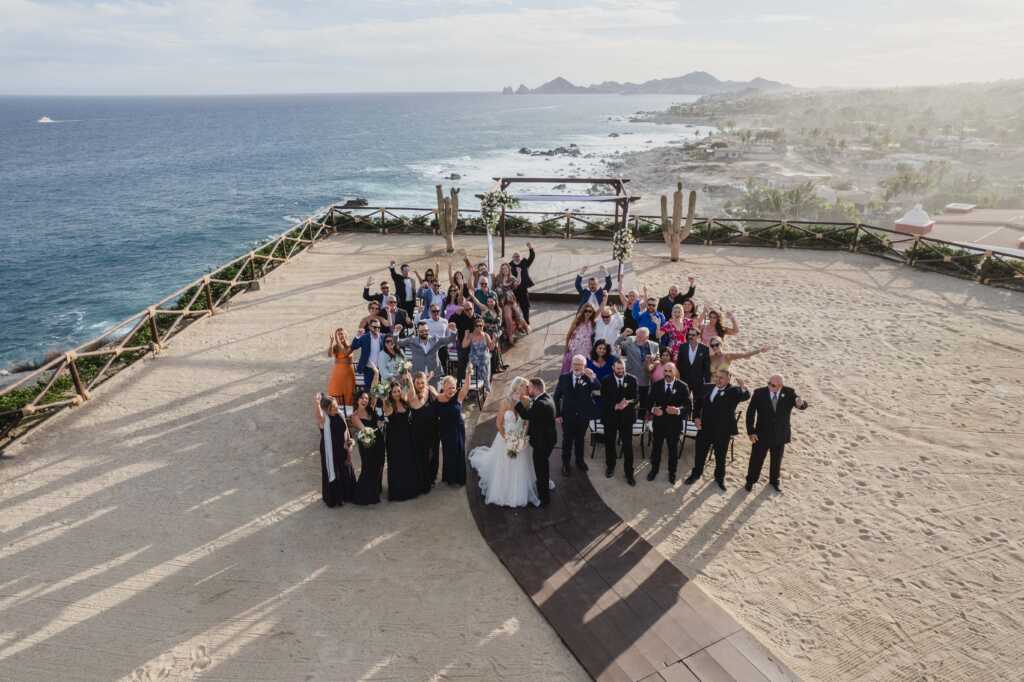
[479,190,520,235]
[370,382,389,401]
[395,357,413,376]
[504,417,527,459]
[356,427,379,448]
[611,224,637,263]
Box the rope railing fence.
[0,213,337,449]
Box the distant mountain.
[502,72,790,96]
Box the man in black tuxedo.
[745,374,808,493]
[600,359,639,486]
[553,355,598,476]
[656,277,696,319]
[388,259,417,319]
[685,369,750,490]
[675,327,711,400]
[515,377,557,505]
[647,362,691,484]
[509,242,536,323]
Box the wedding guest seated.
[595,305,624,347]
[352,382,384,505]
[362,277,394,308]
[381,298,410,336]
[351,318,386,387]
[575,265,613,311]
[701,308,740,345]
[315,392,356,507]
[377,334,404,382]
[617,327,659,413]
[657,276,696,319]
[382,376,422,501]
[709,337,771,376]
[493,262,521,301]
[635,296,666,339]
[587,340,618,383]
[357,301,391,334]
[326,328,356,406]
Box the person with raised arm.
[700,308,740,345]
[745,374,808,493]
[575,265,613,311]
[462,315,496,397]
[436,364,473,487]
[314,392,356,507]
[560,305,596,374]
[352,373,385,505]
[509,242,536,322]
[709,337,771,377]
[398,321,456,384]
[594,305,624,347]
[326,327,356,406]
[388,260,418,319]
[382,374,421,502]
[351,317,386,387]
[362,276,394,308]
[656,276,697,319]
[407,370,440,492]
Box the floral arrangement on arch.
[479,190,520,234]
[611,223,637,264]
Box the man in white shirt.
[594,306,624,348]
[389,260,417,318]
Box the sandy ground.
[0,235,588,681]
[585,243,1024,681]
[4,233,1023,681]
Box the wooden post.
[564,210,572,239]
[500,206,507,258]
[670,182,683,261]
[204,276,215,312]
[147,307,161,349]
[66,352,89,401]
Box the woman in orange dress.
[327,328,356,405]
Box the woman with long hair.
[314,392,356,507]
[436,365,473,486]
[351,370,384,505]
[700,308,740,345]
[407,370,439,492]
[377,335,402,382]
[708,336,771,376]
[561,305,597,374]
[462,316,496,397]
[494,262,520,300]
[326,327,356,405]
[443,284,463,319]
[586,339,618,383]
[500,290,529,346]
[382,376,421,501]
[482,296,506,372]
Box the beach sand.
[2,233,1022,681]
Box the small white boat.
[37,116,55,123]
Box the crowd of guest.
[316,245,538,507]
[317,246,808,510]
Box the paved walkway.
[466,304,797,682]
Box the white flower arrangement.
[394,357,413,376]
[356,427,379,447]
[370,382,389,401]
[504,417,527,459]
[611,224,636,263]
[479,190,520,235]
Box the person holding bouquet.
[352,369,385,505]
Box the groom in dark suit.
[745,374,808,493]
[515,377,557,505]
[553,355,598,476]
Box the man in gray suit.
[616,327,659,412]
[398,321,456,384]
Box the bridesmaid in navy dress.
[407,371,439,493]
[315,393,356,507]
[383,378,422,501]
[352,380,385,505]
[436,365,472,487]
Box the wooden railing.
[4,202,1022,450]
[327,205,1024,290]
[0,214,336,449]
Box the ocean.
[0,93,703,368]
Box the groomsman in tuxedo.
[600,359,639,485]
[675,328,711,399]
[389,260,418,319]
[553,355,598,476]
[745,374,808,493]
[509,242,536,322]
[685,369,750,490]
[647,362,691,483]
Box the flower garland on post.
[479,190,520,235]
[611,221,637,280]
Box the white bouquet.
[611,224,636,263]
[356,427,379,448]
[370,381,390,401]
[504,417,527,459]
[395,357,413,376]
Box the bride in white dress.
[469,377,544,507]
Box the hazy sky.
[2,0,1022,95]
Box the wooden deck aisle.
[465,303,798,682]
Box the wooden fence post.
[66,352,89,402]
[147,307,162,351]
[204,276,215,312]
[564,210,572,239]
